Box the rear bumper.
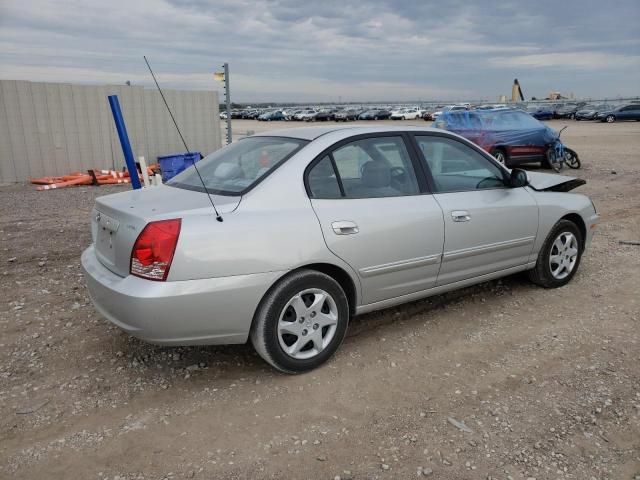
[81,246,284,345]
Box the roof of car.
[252,125,441,141]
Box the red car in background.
[434,108,558,168]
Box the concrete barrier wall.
[0,80,221,183]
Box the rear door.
[621,105,640,120]
[412,134,539,286]
[306,134,444,305]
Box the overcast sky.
[1,0,639,102]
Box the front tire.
[605,115,615,123]
[250,270,349,373]
[527,220,583,288]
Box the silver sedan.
[81,126,598,372]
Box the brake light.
[130,219,181,281]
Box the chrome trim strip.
[443,236,535,261]
[359,254,442,278]
[355,261,536,315]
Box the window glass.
[307,156,341,199]
[331,137,419,198]
[169,136,306,194]
[415,136,506,193]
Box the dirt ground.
[1,119,639,480]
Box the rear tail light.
[130,219,181,281]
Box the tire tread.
[250,269,348,373]
[527,219,583,288]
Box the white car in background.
[298,110,318,121]
[390,108,422,120]
[433,104,469,119]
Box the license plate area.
[95,211,120,265]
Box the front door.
[306,134,444,305]
[413,134,539,286]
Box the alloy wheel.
[277,289,339,360]
[549,232,579,280]
[493,150,506,165]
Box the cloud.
[490,52,640,70]
[1,0,639,101]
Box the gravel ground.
[1,120,639,480]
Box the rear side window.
[307,156,341,199]
[169,136,307,195]
[307,136,419,199]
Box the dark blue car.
[525,105,554,121]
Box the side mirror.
[509,168,529,188]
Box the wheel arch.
[560,213,586,250]
[250,262,359,335]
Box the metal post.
[108,95,141,190]
[224,63,232,144]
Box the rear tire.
[527,220,583,288]
[491,148,508,166]
[564,148,581,169]
[250,270,349,373]
[545,147,562,172]
[605,115,615,123]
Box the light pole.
[223,63,232,144]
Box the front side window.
[415,136,506,193]
[169,136,306,195]
[307,136,419,199]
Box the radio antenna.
[144,56,223,222]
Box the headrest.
[214,162,242,179]
[361,161,390,188]
[311,159,335,178]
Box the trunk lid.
[526,171,586,192]
[91,185,239,277]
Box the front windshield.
[168,136,307,195]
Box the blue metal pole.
[108,95,141,190]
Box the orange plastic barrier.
[31,164,162,191]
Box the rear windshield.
[168,136,307,195]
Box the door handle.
[451,210,471,222]
[332,220,359,235]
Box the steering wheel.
[389,166,406,180]
[476,176,503,189]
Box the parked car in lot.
[554,103,584,119]
[358,109,391,120]
[596,104,640,123]
[574,104,609,121]
[334,109,359,121]
[258,111,285,121]
[525,105,554,121]
[422,107,440,121]
[82,125,598,373]
[433,105,468,119]
[284,110,303,121]
[436,108,562,168]
[296,110,317,121]
[390,108,422,120]
[308,110,337,122]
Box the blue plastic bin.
[157,152,201,181]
